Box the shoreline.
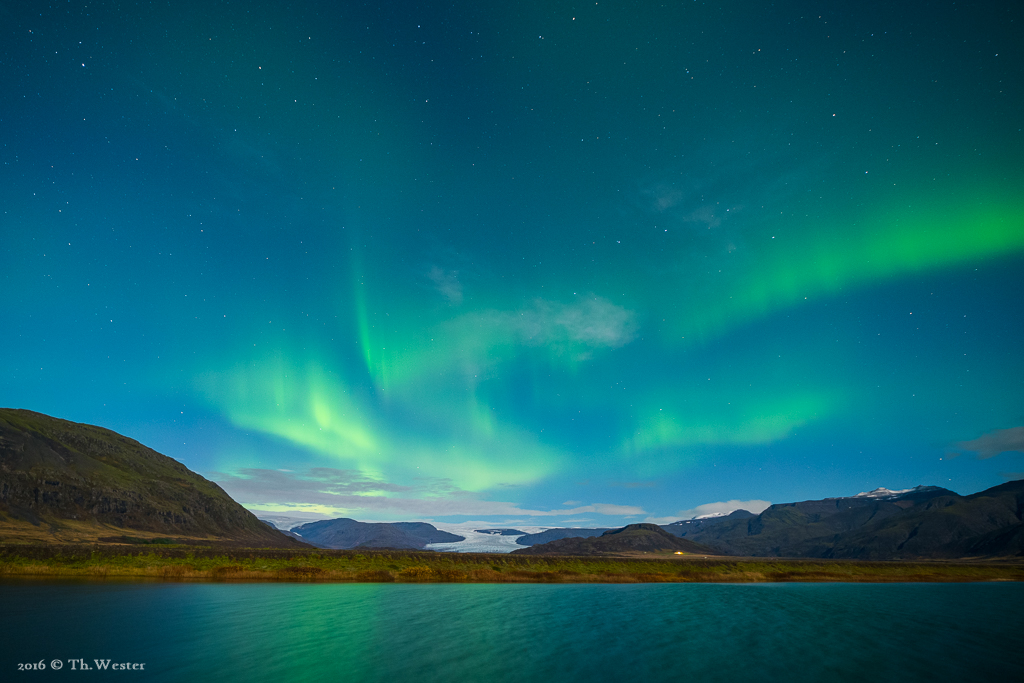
[2,545,1021,584]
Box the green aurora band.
[202,188,1023,492]
[5,0,1023,520]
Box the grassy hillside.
[0,408,304,547]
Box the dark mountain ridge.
[682,482,1024,559]
[513,511,754,547]
[515,527,611,546]
[0,408,305,547]
[511,523,720,556]
[292,517,464,549]
[661,509,756,537]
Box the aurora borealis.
[3,0,1022,526]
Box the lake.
[3,581,1021,682]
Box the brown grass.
[0,518,220,546]
[1,544,1021,583]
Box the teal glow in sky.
[3,0,1023,525]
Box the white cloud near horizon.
[212,467,647,521]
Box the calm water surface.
[3,582,1021,682]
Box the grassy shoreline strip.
[1,546,1022,583]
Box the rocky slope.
[511,523,720,556]
[0,408,305,547]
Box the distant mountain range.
[511,524,719,556]
[279,481,1024,558]
[0,408,304,547]
[289,518,464,550]
[4,408,1021,559]
[663,482,1024,559]
[505,483,1024,559]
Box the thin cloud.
[576,503,647,516]
[210,467,415,505]
[948,426,1024,459]
[421,296,639,381]
[514,297,638,348]
[427,266,463,305]
[642,182,685,212]
[643,515,686,525]
[683,205,722,229]
[212,468,647,520]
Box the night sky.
[3,0,1022,526]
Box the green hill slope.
[0,408,305,547]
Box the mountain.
[513,514,753,547]
[515,528,611,546]
[513,514,752,547]
[291,518,465,549]
[683,482,1024,559]
[0,408,306,547]
[819,480,1024,559]
[661,509,756,538]
[511,523,721,556]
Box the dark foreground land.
[1,544,1021,583]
